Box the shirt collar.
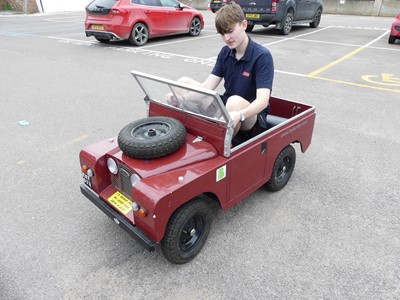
[228,36,254,61]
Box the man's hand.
[229,110,241,129]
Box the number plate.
[245,13,260,19]
[107,191,132,215]
[82,172,91,187]
[91,24,104,30]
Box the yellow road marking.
[308,47,364,77]
[362,73,400,86]
[308,30,390,78]
[311,76,400,93]
[54,135,88,151]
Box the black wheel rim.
[315,11,321,25]
[276,156,291,183]
[130,122,171,140]
[179,215,205,252]
[190,19,201,35]
[134,25,148,45]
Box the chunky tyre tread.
[118,117,186,160]
[266,145,296,192]
[161,199,212,264]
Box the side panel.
[227,141,267,207]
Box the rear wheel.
[310,8,322,28]
[278,11,293,35]
[188,17,202,36]
[162,199,212,264]
[266,145,296,192]
[388,35,396,44]
[245,24,254,32]
[129,22,149,46]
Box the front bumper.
[80,184,156,252]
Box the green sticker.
[216,165,226,182]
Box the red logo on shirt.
[242,71,250,77]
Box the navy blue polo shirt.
[211,37,274,115]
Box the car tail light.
[111,8,126,15]
[272,0,280,12]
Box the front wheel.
[278,12,293,35]
[388,35,396,44]
[188,17,202,36]
[266,145,296,192]
[161,199,212,264]
[129,22,149,46]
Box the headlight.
[130,174,141,187]
[107,157,118,174]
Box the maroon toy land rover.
[79,71,316,264]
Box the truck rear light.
[271,0,279,12]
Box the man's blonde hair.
[215,3,246,35]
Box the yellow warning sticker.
[107,191,132,215]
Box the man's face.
[220,20,247,49]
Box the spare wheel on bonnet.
[118,116,186,160]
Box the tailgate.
[235,0,273,11]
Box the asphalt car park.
[1,10,399,299]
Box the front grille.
[111,162,133,199]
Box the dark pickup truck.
[235,0,323,35]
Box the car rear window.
[87,0,119,13]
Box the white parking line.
[262,26,332,46]
[140,32,219,49]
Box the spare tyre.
[118,117,186,160]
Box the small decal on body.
[216,165,226,182]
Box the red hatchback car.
[85,0,204,46]
[388,12,400,44]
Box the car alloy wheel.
[130,22,149,46]
[189,17,202,36]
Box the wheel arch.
[155,191,221,242]
[131,20,151,38]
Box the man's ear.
[241,19,248,30]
